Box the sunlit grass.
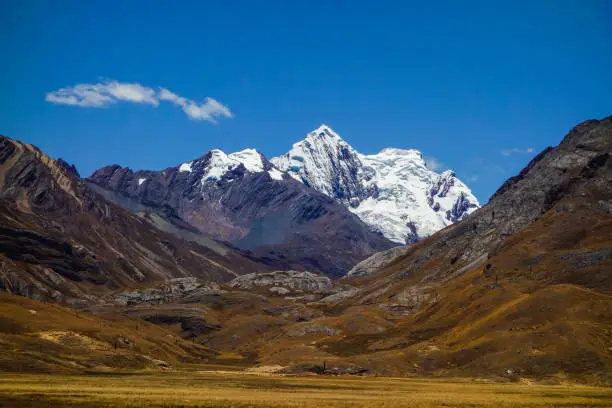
[0,373,610,407]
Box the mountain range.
[0,136,272,304]
[88,125,478,277]
[0,117,610,384]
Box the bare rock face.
[113,278,224,306]
[309,287,361,305]
[345,246,408,278]
[228,271,333,294]
[284,322,341,337]
[449,117,612,267]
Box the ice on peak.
[202,148,262,181]
[200,147,288,183]
[268,167,284,181]
[439,169,456,179]
[202,151,231,181]
[272,126,481,244]
[309,124,341,139]
[378,147,423,158]
[283,125,348,157]
[271,124,364,199]
[179,161,193,173]
[227,149,264,173]
[301,125,350,151]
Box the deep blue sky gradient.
[1,0,611,202]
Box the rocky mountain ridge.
[89,134,395,278]
[0,136,271,304]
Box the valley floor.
[0,372,610,408]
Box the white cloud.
[46,80,232,124]
[45,80,158,107]
[425,156,445,171]
[158,88,184,104]
[466,175,479,182]
[105,81,158,105]
[500,147,535,156]
[158,87,232,123]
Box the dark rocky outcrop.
[112,278,225,306]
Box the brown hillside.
[0,292,218,373]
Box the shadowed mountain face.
[0,136,270,305]
[88,151,394,278]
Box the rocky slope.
[89,147,394,278]
[0,136,270,304]
[0,292,218,372]
[320,116,611,382]
[272,125,480,243]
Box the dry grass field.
[0,372,610,408]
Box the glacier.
[271,125,480,244]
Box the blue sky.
[1,0,611,202]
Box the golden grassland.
[0,372,610,408]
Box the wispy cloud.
[45,80,232,124]
[158,88,232,122]
[466,175,479,182]
[46,81,159,107]
[500,147,534,156]
[425,156,445,171]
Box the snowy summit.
[272,125,480,244]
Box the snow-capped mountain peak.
[271,125,366,201]
[272,125,480,244]
[308,124,343,140]
[180,148,282,183]
[377,147,423,157]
